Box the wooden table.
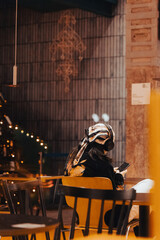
[0,214,59,237]
[125,178,151,237]
[124,177,146,185]
[134,192,151,237]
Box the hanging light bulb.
[15,125,18,130]
[30,134,34,138]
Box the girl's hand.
[114,167,127,176]
[114,167,119,173]
[120,169,127,177]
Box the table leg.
[139,205,150,237]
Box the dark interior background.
[0,0,126,175]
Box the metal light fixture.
[13,0,18,86]
[8,0,18,87]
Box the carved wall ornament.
[49,10,86,92]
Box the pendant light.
[8,0,18,87]
[13,0,18,86]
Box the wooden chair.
[55,184,136,240]
[62,176,113,229]
[1,179,51,240]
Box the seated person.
[64,123,127,227]
[64,122,126,189]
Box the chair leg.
[45,231,50,240]
[54,227,61,240]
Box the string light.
[12,124,48,149]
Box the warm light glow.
[102,113,110,122]
[36,138,40,142]
[15,125,18,130]
[32,188,36,192]
[0,121,3,124]
[40,142,44,146]
[10,140,13,147]
[21,130,24,133]
[30,134,34,138]
[21,160,24,164]
[26,133,29,136]
[9,125,12,128]
[92,113,99,123]
[44,145,48,149]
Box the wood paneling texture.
[0,0,125,175]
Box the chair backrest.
[62,176,113,227]
[1,179,46,216]
[58,185,136,239]
[1,179,50,240]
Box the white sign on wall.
[131,83,151,105]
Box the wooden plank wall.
[0,0,125,175]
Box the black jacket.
[64,144,124,189]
